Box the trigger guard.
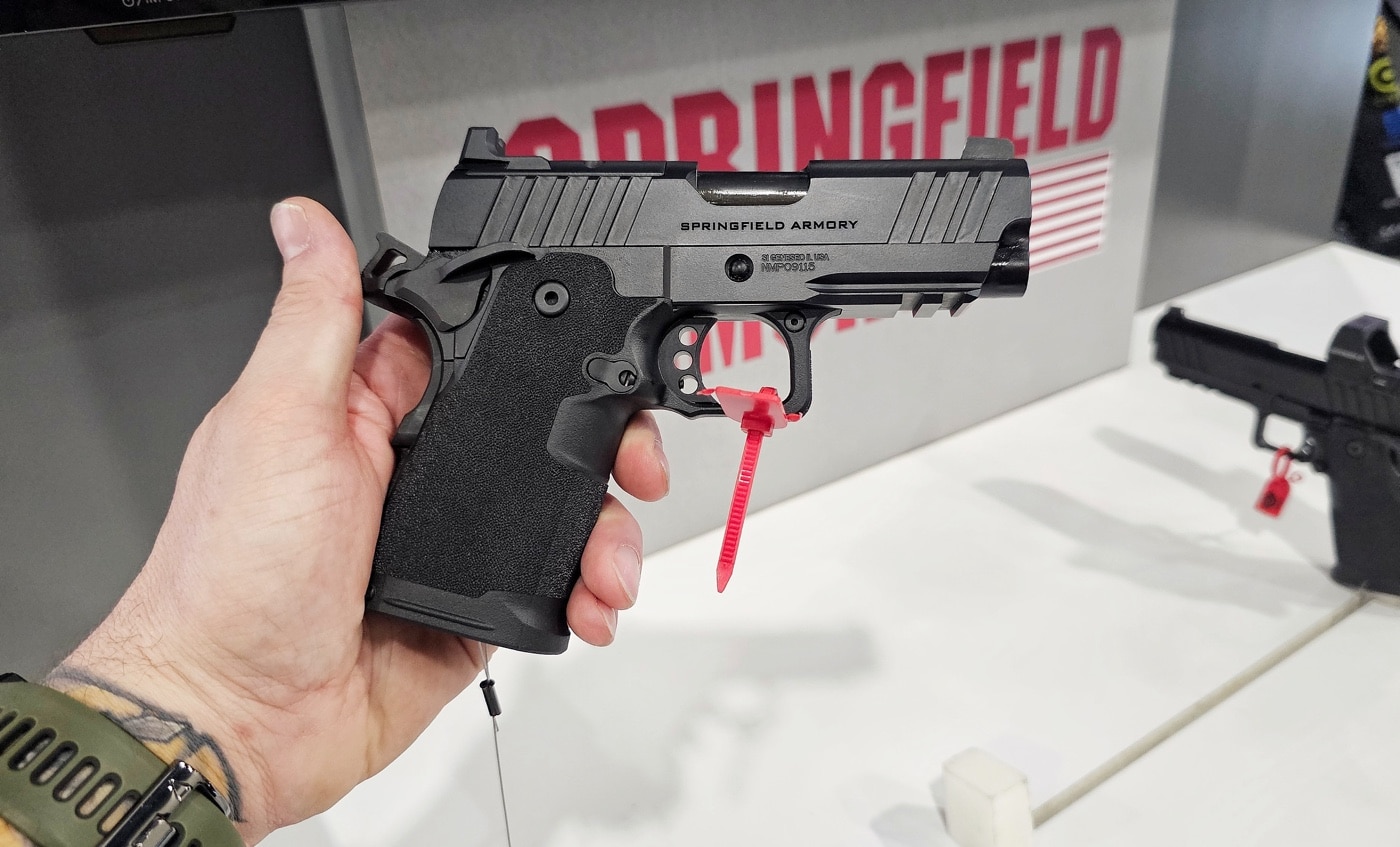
[391,316,448,449]
[757,307,833,417]
[1251,409,1277,453]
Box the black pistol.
[362,126,1031,653]
[1154,306,1400,594]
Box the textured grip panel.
[1324,421,1400,595]
[370,253,655,651]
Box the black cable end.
[480,678,502,717]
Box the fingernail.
[271,202,310,261]
[613,544,642,606]
[654,437,670,495]
[602,605,618,639]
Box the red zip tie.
[717,429,765,592]
[702,386,801,592]
[1256,446,1302,517]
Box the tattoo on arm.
[42,666,243,821]
[0,820,35,847]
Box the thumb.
[241,198,363,404]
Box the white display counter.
[262,243,1400,846]
[1037,601,1400,846]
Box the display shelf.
[264,243,1399,846]
[1036,601,1400,846]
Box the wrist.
[0,675,246,847]
[46,649,272,845]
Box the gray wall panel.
[347,0,1135,166]
[0,11,346,677]
[305,4,387,261]
[1141,0,1377,305]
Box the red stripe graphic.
[1031,184,1106,213]
[1032,224,1102,254]
[1030,196,1106,227]
[1031,164,1109,191]
[1031,214,1101,242]
[1030,152,1110,180]
[1033,242,1103,273]
[1028,150,1110,272]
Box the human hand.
[51,199,669,845]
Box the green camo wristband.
[0,677,241,847]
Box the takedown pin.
[701,386,801,592]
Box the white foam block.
[943,748,1034,847]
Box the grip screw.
[1347,440,1366,458]
[618,370,638,388]
[534,280,570,316]
[783,312,806,332]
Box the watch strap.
[0,679,241,847]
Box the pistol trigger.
[763,308,828,417]
[1251,410,1310,462]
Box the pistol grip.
[367,253,656,653]
[1322,422,1400,595]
